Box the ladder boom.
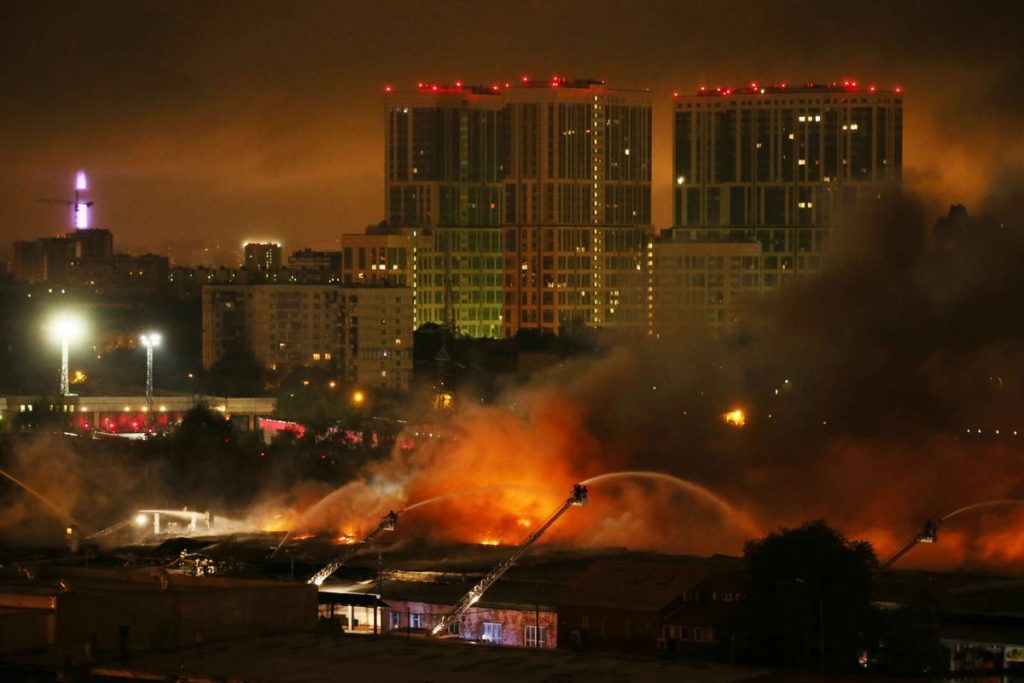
[431,484,587,636]
[307,511,398,586]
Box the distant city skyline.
[2,1,1022,257]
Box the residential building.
[650,238,761,338]
[385,83,507,229]
[11,229,114,284]
[243,242,283,272]
[67,252,170,291]
[385,78,653,338]
[670,81,902,286]
[201,283,412,392]
[341,226,503,338]
[340,228,421,287]
[288,248,343,274]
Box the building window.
[390,612,400,630]
[524,625,547,648]
[409,613,422,629]
[482,622,502,643]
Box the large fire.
[246,345,1024,574]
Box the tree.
[870,605,946,674]
[732,520,878,671]
[200,350,267,396]
[174,403,234,446]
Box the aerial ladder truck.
[307,511,398,586]
[430,484,588,636]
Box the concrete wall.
[0,609,54,653]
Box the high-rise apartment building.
[384,78,652,338]
[385,84,507,229]
[670,81,902,287]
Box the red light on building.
[894,86,903,93]
[521,75,529,82]
[384,85,392,93]
[455,80,462,88]
[869,85,877,92]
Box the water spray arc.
[307,511,398,586]
[880,499,1024,570]
[430,484,588,637]
[579,470,761,536]
[269,483,559,561]
[0,467,81,529]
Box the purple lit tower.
[74,169,91,229]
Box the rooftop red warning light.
[690,80,895,97]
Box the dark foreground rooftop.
[74,631,761,683]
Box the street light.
[49,313,85,397]
[139,332,162,409]
[352,389,366,407]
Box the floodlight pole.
[146,344,154,409]
[60,338,70,397]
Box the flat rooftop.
[84,631,762,683]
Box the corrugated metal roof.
[559,561,711,612]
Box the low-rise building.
[328,576,560,648]
[0,566,316,655]
[557,561,743,655]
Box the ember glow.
[722,408,746,427]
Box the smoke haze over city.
[2,1,1023,254]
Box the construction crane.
[430,484,588,636]
[879,519,939,571]
[307,511,398,587]
[38,170,94,230]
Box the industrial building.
[0,393,276,434]
[0,566,316,656]
[558,560,743,655]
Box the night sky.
[2,0,1022,258]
